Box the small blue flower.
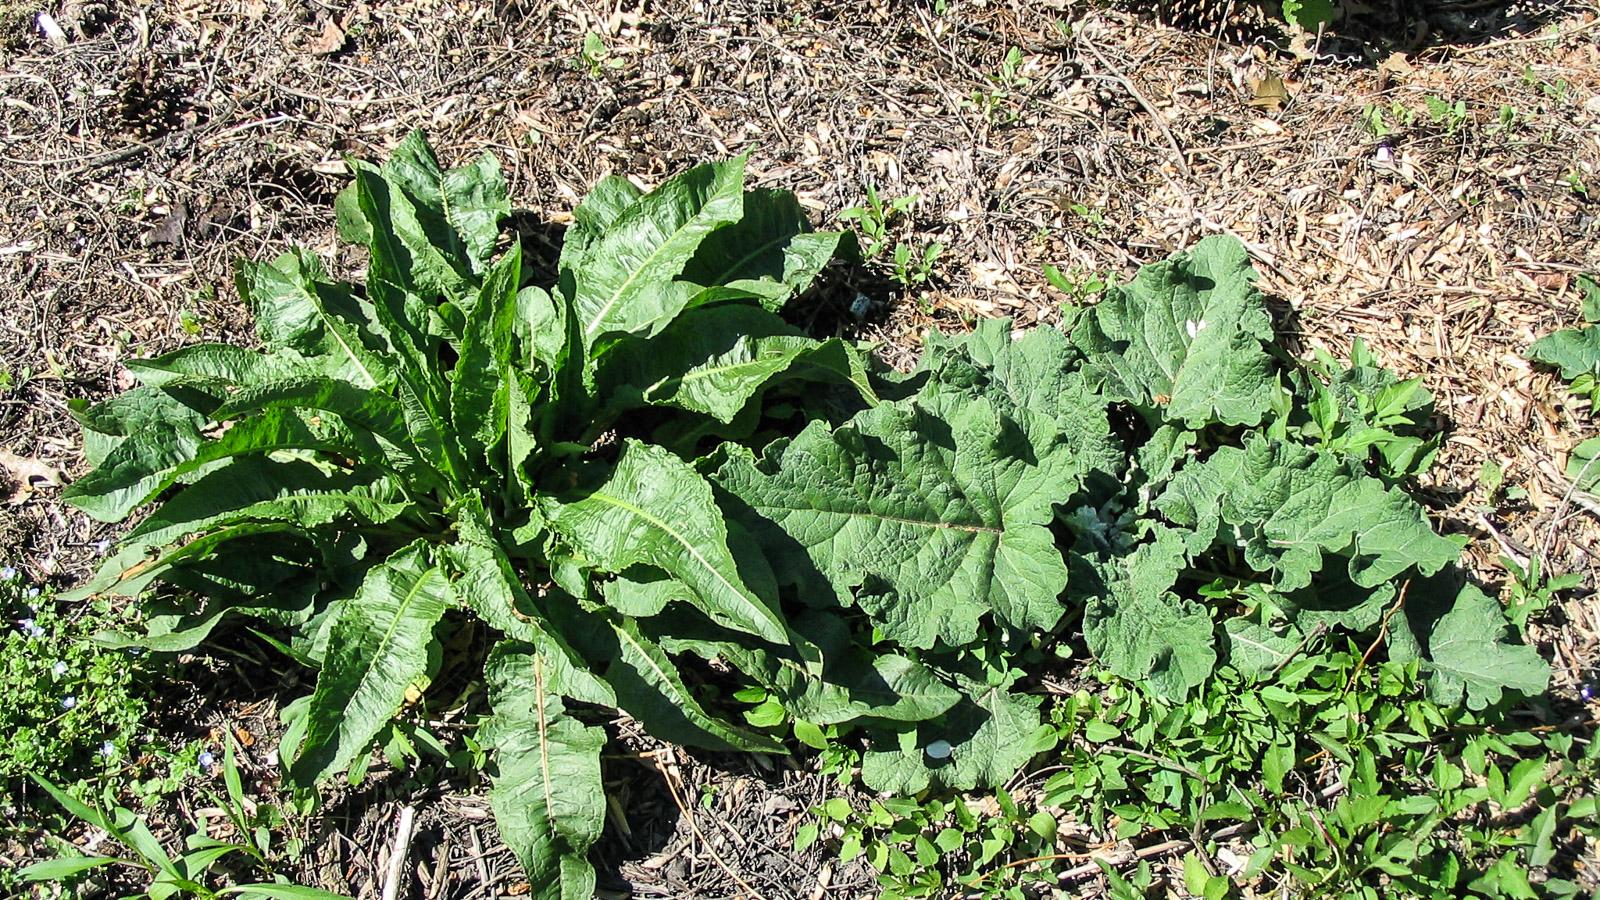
[94,539,111,554]
[1583,682,1596,703]
[18,618,44,639]
[24,587,38,599]
[198,751,216,771]
[52,661,68,676]
[60,695,77,710]
[99,741,116,759]
[0,566,15,580]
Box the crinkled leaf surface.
[1155,436,1462,591]
[483,644,607,900]
[716,389,1081,650]
[678,187,843,311]
[1412,584,1551,710]
[1081,527,1217,700]
[291,540,451,785]
[545,440,788,645]
[569,157,746,346]
[595,304,875,424]
[860,679,1051,793]
[1071,235,1276,426]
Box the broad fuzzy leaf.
[483,645,607,899]
[1081,527,1217,700]
[860,680,1052,793]
[1071,235,1276,427]
[1527,325,1600,387]
[1155,435,1463,591]
[716,391,1082,650]
[546,441,789,645]
[1398,583,1551,710]
[291,541,452,785]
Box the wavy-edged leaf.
[716,392,1080,650]
[595,304,875,424]
[63,408,369,523]
[546,440,788,645]
[1155,435,1463,592]
[451,248,521,468]
[860,680,1052,793]
[483,644,606,897]
[559,175,644,282]
[337,132,509,299]
[1081,527,1217,700]
[655,610,960,726]
[235,248,393,388]
[1405,583,1551,710]
[570,157,746,345]
[1071,235,1276,427]
[290,540,452,785]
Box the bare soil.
[2,0,1598,896]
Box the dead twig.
[380,805,417,900]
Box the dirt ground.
[2,0,1599,896]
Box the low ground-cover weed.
[1,568,150,796]
[59,134,1553,893]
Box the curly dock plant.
[66,134,1548,894]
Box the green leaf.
[337,131,509,299]
[604,618,783,752]
[222,886,354,900]
[17,855,122,881]
[860,681,1050,793]
[450,246,521,468]
[1417,583,1551,710]
[63,407,371,523]
[1528,325,1600,389]
[482,644,606,897]
[716,390,1080,650]
[290,540,453,785]
[1071,235,1276,427]
[1082,528,1218,700]
[1156,436,1463,592]
[235,248,394,388]
[570,156,746,346]
[1566,436,1600,492]
[445,497,614,707]
[1282,0,1335,30]
[1224,617,1302,679]
[559,175,644,281]
[595,303,875,424]
[546,440,788,645]
[678,187,843,311]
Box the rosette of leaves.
[63,134,913,894]
[712,236,1548,793]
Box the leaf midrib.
[588,488,784,639]
[751,497,1004,535]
